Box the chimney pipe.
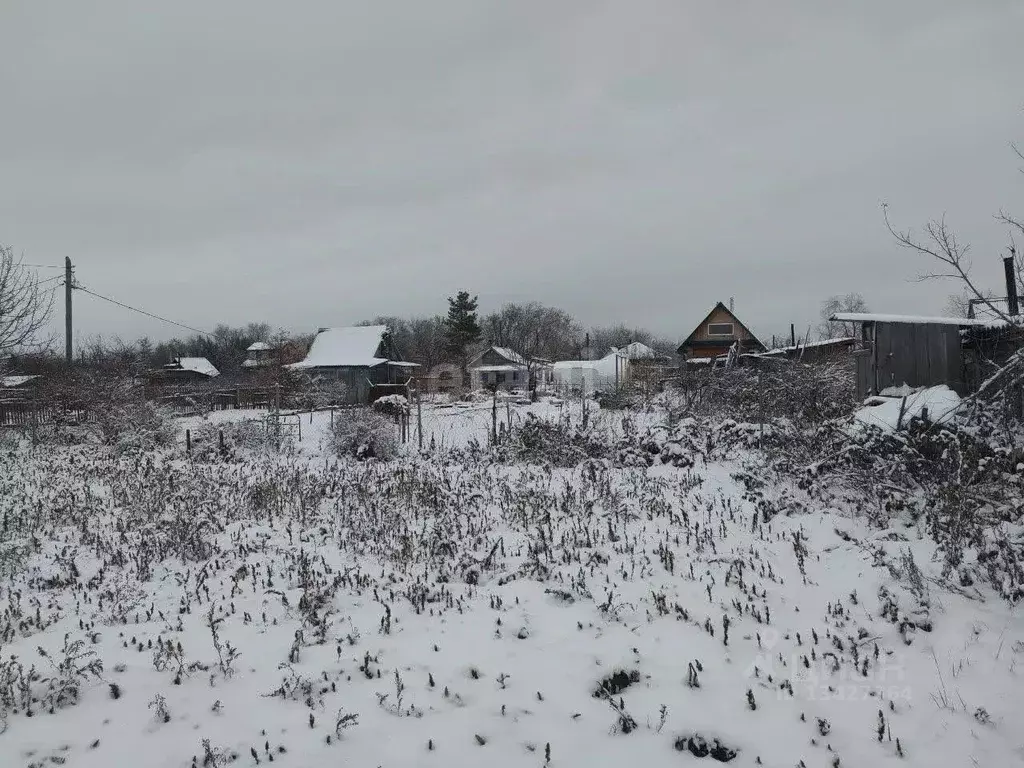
[1005,249,1019,316]
[729,297,735,312]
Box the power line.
[74,285,214,338]
[21,263,65,270]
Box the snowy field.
[1,399,1022,768]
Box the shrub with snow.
[329,408,398,461]
[287,372,348,410]
[495,413,611,467]
[669,361,856,426]
[96,399,178,454]
[371,394,410,418]
[190,417,288,461]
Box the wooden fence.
[148,385,282,415]
[0,399,90,428]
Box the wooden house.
[287,325,419,404]
[0,374,41,398]
[469,346,553,392]
[241,341,275,370]
[421,363,462,396]
[677,302,766,362]
[150,357,220,386]
[0,375,43,427]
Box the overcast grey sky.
[2,1,1022,346]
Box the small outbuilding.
[758,337,858,363]
[421,363,462,396]
[241,341,275,370]
[151,357,220,386]
[553,351,630,395]
[469,346,553,392]
[830,313,992,397]
[288,325,418,404]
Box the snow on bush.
[287,372,348,410]
[493,412,612,467]
[371,394,410,418]
[95,399,178,454]
[669,361,857,425]
[329,407,398,460]
[189,417,289,460]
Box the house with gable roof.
[677,301,766,364]
[468,345,553,392]
[287,325,419,404]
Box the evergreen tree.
[444,291,482,377]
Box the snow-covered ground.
[1,403,1022,768]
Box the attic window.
[708,323,734,337]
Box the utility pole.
[65,257,73,365]
[1005,248,1019,317]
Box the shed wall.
[872,322,965,394]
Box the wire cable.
[74,286,214,337]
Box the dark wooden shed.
[287,325,419,404]
[831,313,993,398]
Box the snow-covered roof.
[289,325,389,369]
[616,341,662,360]
[760,337,857,356]
[830,312,992,327]
[166,357,220,377]
[490,346,528,366]
[553,360,597,371]
[1,374,39,388]
[553,352,627,375]
[475,364,524,373]
[963,299,1024,329]
[247,341,273,352]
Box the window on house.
[708,323,734,337]
[497,372,506,384]
[511,371,518,382]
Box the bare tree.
[0,245,55,363]
[483,302,581,398]
[818,293,868,339]
[944,288,1001,319]
[883,205,1016,327]
[588,324,678,360]
[882,141,1024,409]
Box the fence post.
[298,416,302,443]
[492,387,498,445]
[417,388,423,451]
[186,429,191,455]
[218,429,224,454]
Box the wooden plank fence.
[0,400,90,428]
